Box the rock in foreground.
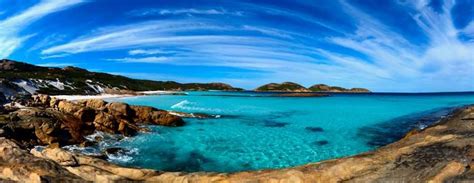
[0,95,184,148]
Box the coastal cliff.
[0,59,242,102]
[255,82,371,93]
[0,95,472,182]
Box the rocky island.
[255,82,312,92]
[309,84,371,93]
[254,82,371,94]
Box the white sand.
[136,91,177,94]
[52,91,182,101]
[52,94,135,101]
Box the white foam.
[171,100,223,113]
[107,147,139,163]
[62,145,102,156]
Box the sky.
[0,0,473,92]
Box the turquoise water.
[104,92,474,172]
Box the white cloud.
[315,0,474,92]
[37,62,76,67]
[40,0,474,92]
[131,8,244,17]
[461,21,474,41]
[128,49,172,55]
[107,56,169,63]
[0,0,84,58]
[28,34,67,52]
[40,53,70,59]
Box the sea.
[79,91,474,172]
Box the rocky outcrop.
[310,84,371,93]
[0,138,83,182]
[272,93,330,97]
[255,82,371,93]
[0,95,183,148]
[255,82,311,92]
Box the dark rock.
[314,140,329,146]
[0,92,6,104]
[105,147,126,155]
[263,121,289,127]
[74,108,96,122]
[305,127,324,132]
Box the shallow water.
[103,92,474,172]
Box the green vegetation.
[255,82,310,92]
[0,59,242,95]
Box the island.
[255,82,371,93]
[309,84,371,93]
[255,82,311,92]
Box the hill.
[309,84,371,93]
[0,59,242,100]
[255,82,311,92]
[255,82,371,93]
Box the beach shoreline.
[52,90,184,101]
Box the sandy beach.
[52,91,183,101]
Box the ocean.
[99,91,474,172]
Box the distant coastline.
[254,82,371,93]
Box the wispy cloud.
[40,53,70,59]
[107,56,169,63]
[0,0,84,59]
[320,0,474,91]
[128,49,172,55]
[37,62,76,67]
[40,0,474,92]
[130,8,244,17]
[28,34,67,52]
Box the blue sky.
[1,0,473,92]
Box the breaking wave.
[171,100,223,113]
